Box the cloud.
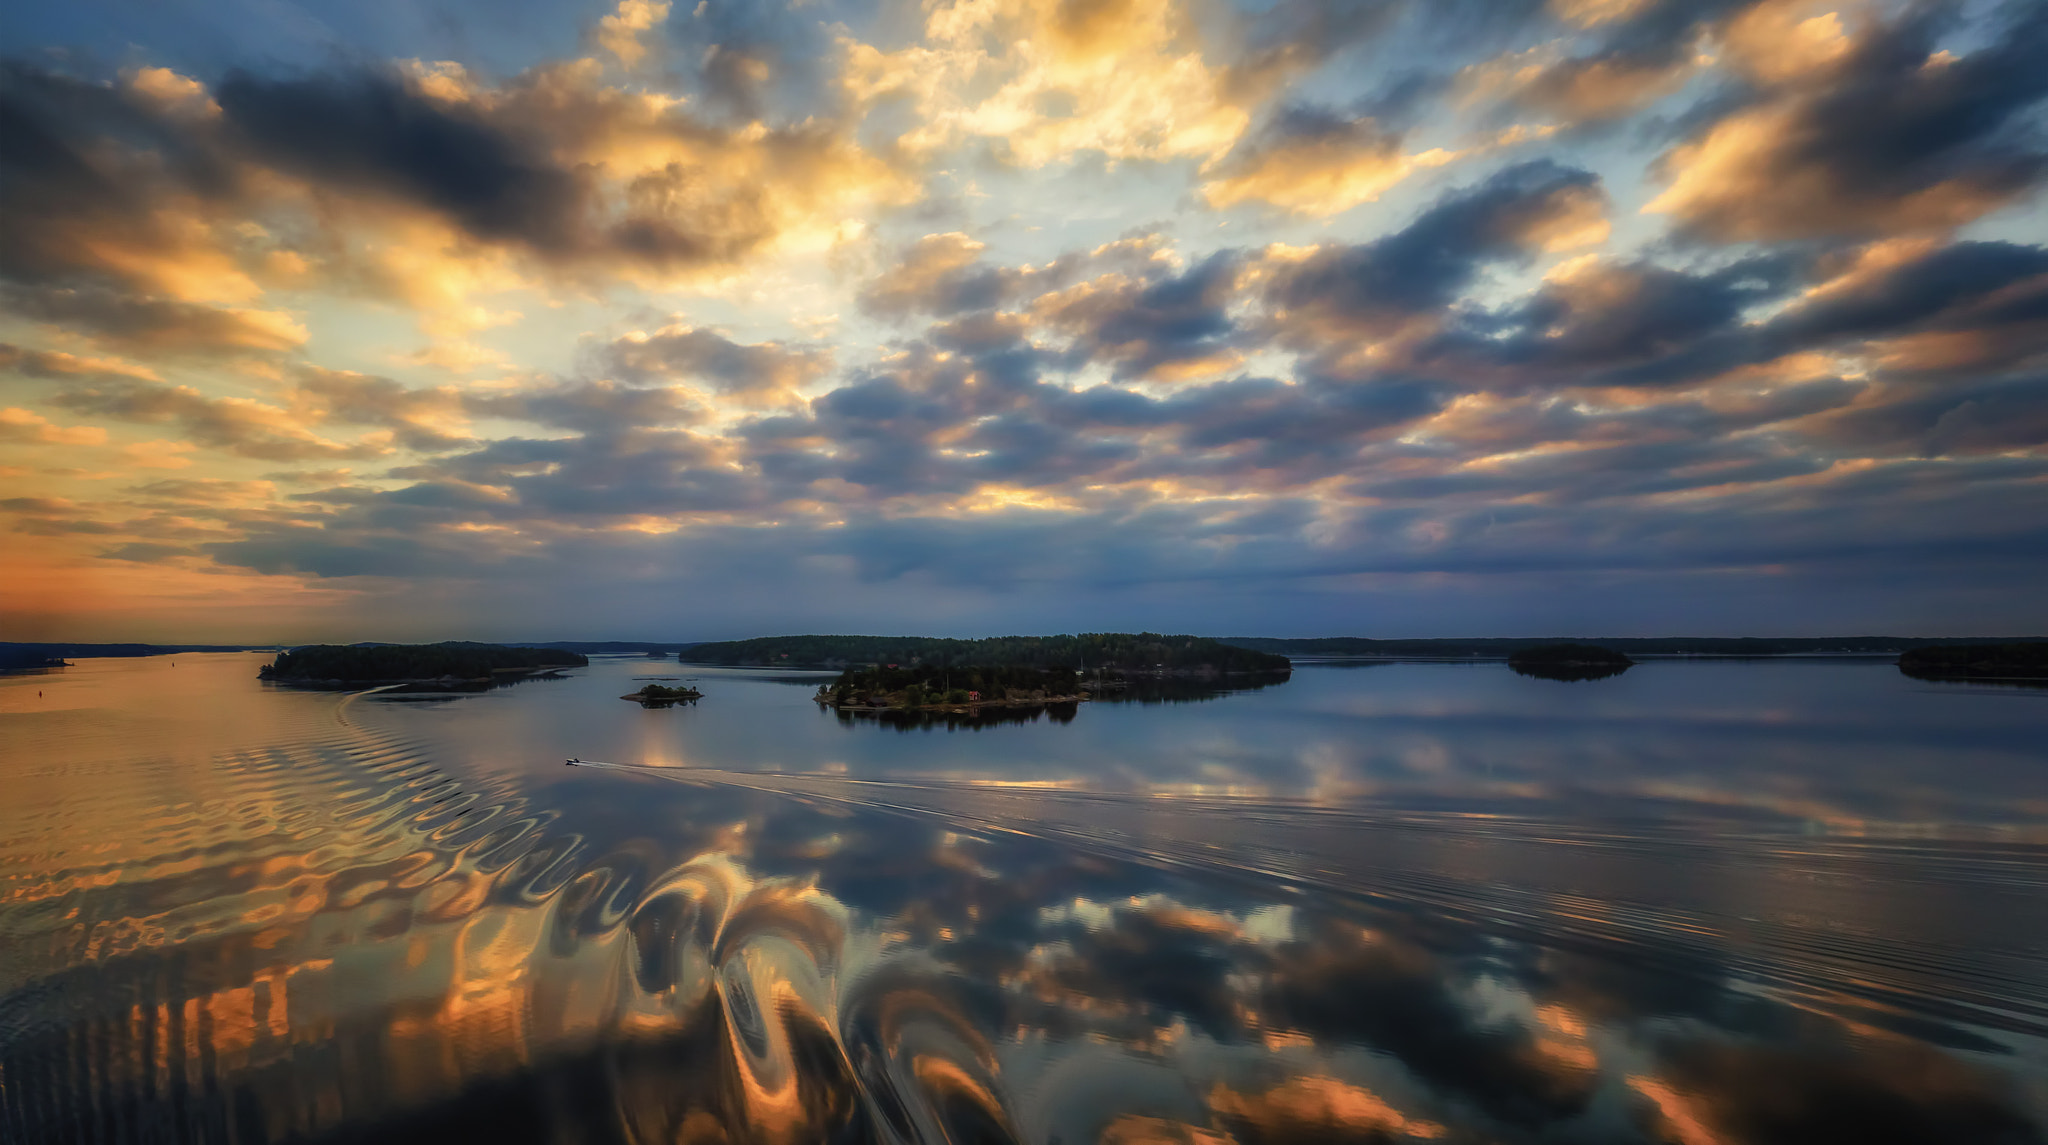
[98,542,193,563]
[1772,239,2048,379]
[6,0,2048,634]
[596,324,832,407]
[858,233,1000,319]
[215,68,588,254]
[1199,105,1459,217]
[1647,4,2048,240]
[596,0,671,68]
[0,407,106,446]
[48,379,384,461]
[290,366,474,450]
[468,378,709,434]
[1262,161,1610,353]
[2,55,916,330]
[2,285,305,356]
[665,0,835,122]
[843,0,1257,166]
[0,342,160,381]
[0,63,253,302]
[1030,252,1247,382]
[1407,250,1800,391]
[858,232,1173,322]
[1792,373,2048,458]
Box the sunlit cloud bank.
[2,0,2045,639]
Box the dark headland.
[259,642,587,690]
[1897,643,2048,683]
[1220,635,2041,658]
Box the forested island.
[1508,643,1635,681]
[684,632,1291,676]
[817,663,1089,713]
[623,682,702,706]
[1897,643,2048,682]
[260,642,587,689]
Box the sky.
[1,0,2045,643]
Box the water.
[2,653,2044,1143]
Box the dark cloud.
[595,325,831,405]
[0,62,237,292]
[98,541,192,563]
[1263,161,1608,351]
[48,378,379,461]
[292,367,472,451]
[1652,3,2048,240]
[469,379,707,435]
[1501,0,1747,122]
[858,233,1169,322]
[1034,252,1245,381]
[1199,103,1423,216]
[2,284,304,356]
[0,341,153,381]
[1769,240,2048,379]
[1796,373,2048,458]
[1409,252,1802,391]
[217,68,586,252]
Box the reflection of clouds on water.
[4,656,2046,1143]
[17,742,2044,1143]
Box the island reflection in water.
[1,655,2045,1143]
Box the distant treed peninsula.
[1897,644,2048,682]
[1219,636,2042,657]
[260,642,587,687]
[681,633,1291,675]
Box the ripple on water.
[3,657,2047,1143]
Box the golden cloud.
[596,0,672,68]
[0,407,108,446]
[1200,118,1460,217]
[844,0,1254,166]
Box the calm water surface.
[2,653,2045,1143]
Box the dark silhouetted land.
[817,663,1089,712]
[0,642,257,668]
[1897,643,2048,682]
[1508,643,1635,681]
[623,683,702,705]
[1221,636,2040,658]
[682,633,1290,676]
[260,642,588,687]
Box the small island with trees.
[259,642,587,690]
[623,682,703,706]
[1507,643,1635,681]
